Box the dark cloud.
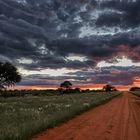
[18,74,89,87]
[96,11,122,27]
[67,66,140,86]
[99,0,140,28]
[0,0,140,87]
[18,66,140,87]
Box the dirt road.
[32,92,140,140]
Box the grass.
[0,92,121,140]
[131,91,140,97]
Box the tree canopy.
[60,81,72,90]
[103,84,117,92]
[130,87,140,91]
[0,62,21,89]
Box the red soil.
[32,92,140,140]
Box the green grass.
[0,92,121,140]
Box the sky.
[0,0,140,90]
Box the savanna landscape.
[0,91,121,140]
[1,0,140,140]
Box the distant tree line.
[59,81,118,94]
[129,87,140,91]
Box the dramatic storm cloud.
[0,0,140,89]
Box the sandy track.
[32,92,140,140]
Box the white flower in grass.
[65,104,71,108]
[83,103,90,107]
[45,105,49,108]
[38,107,43,111]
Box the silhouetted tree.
[103,84,117,92]
[74,88,81,93]
[130,87,140,91]
[0,62,21,89]
[60,81,72,90]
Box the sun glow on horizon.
[12,84,133,91]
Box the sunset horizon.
[1,1,140,140]
[12,84,135,91]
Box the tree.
[130,87,140,91]
[60,81,72,92]
[74,88,81,93]
[103,84,117,92]
[0,62,21,89]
